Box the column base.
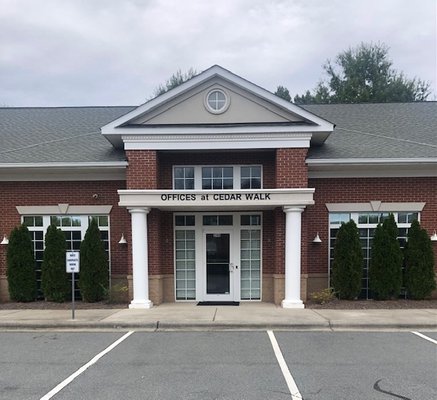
[129,300,153,309]
[281,299,305,309]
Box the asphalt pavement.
[0,302,436,330]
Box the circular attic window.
[205,89,230,114]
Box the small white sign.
[66,251,80,273]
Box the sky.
[1,0,436,107]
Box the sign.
[66,251,80,273]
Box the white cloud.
[0,0,435,106]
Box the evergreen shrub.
[6,224,36,302]
[404,220,436,299]
[369,214,403,299]
[79,218,108,302]
[331,220,363,299]
[41,224,70,302]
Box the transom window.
[173,165,262,190]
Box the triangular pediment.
[101,65,334,148]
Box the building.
[0,65,436,307]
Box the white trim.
[101,65,334,135]
[307,158,437,164]
[204,87,230,114]
[325,202,425,213]
[0,161,128,168]
[16,205,113,215]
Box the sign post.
[66,251,80,320]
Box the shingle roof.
[302,102,437,160]
[0,102,436,164]
[0,107,134,164]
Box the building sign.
[119,189,315,210]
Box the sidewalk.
[0,303,436,331]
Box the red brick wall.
[126,150,158,189]
[0,180,130,278]
[276,148,308,188]
[305,177,437,275]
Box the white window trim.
[172,165,263,190]
[204,88,230,114]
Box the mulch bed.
[305,299,437,309]
[0,301,128,310]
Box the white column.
[129,208,153,309]
[282,206,305,309]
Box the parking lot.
[0,330,436,400]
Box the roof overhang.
[307,158,437,178]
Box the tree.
[369,214,403,299]
[41,224,69,302]
[79,218,108,302]
[331,220,363,299]
[6,224,36,302]
[274,85,291,101]
[404,220,436,299]
[294,42,430,104]
[153,68,197,97]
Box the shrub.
[331,220,363,299]
[369,214,403,299]
[310,288,336,304]
[6,224,36,302]
[79,218,108,302]
[404,220,436,299]
[41,224,70,302]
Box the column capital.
[283,206,305,214]
[128,207,151,215]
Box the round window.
[205,89,230,114]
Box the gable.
[129,77,306,125]
[101,65,334,149]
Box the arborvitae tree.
[369,214,403,299]
[79,218,108,302]
[331,220,363,299]
[6,224,36,302]
[404,220,436,299]
[41,224,69,302]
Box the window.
[202,167,233,189]
[174,167,195,190]
[241,166,262,189]
[329,212,419,299]
[23,215,110,299]
[173,165,263,190]
[205,89,229,114]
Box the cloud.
[0,0,435,106]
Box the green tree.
[6,224,36,302]
[79,218,108,302]
[274,85,291,101]
[153,68,197,97]
[331,220,363,299]
[294,42,430,104]
[369,214,403,299]
[404,220,436,299]
[41,224,69,302]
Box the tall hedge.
[6,224,36,302]
[404,220,436,299]
[41,224,70,302]
[331,220,363,299]
[79,218,108,302]
[369,214,403,299]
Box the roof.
[0,102,436,165]
[0,106,134,164]
[303,102,437,160]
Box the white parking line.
[40,330,134,400]
[411,331,437,345]
[267,330,303,400]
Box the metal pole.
[72,272,75,320]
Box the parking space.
[0,330,435,400]
[276,331,437,400]
[0,332,124,400]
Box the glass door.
[204,232,234,301]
